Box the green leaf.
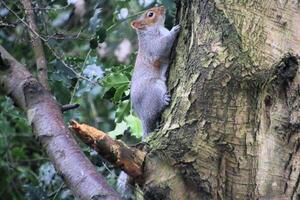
[101,72,130,95]
[125,115,142,138]
[96,27,107,43]
[113,84,128,102]
[108,121,128,139]
[11,147,26,160]
[115,100,130,123]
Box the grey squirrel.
[130,5,180,138]
[117,5,180,199]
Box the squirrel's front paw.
[163,94,171,106]
[171,25,181,34]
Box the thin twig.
[43,29,86,42]
[43,42,94,83]
[3,0,93,85]
[106,10,144,33]
[22,4,70,11]
[1,0,47,42]
[69,49,92,103]
[0,21,16,28]
[51,182,65,200]
[21,0,50,90]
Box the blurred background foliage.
[0,0,176,199]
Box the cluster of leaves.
[0,0,176,199]
[0,97,47,199]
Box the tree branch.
[70,120,146,183]
[0,45,121,200]
[21,0,50,90]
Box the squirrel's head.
[131,6,165,30]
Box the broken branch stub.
[69,120,146,183]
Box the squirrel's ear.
[131,20,145,29]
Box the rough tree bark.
[139,0,300,199]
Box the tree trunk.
[142,1,300,199]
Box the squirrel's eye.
[147,12,154,18]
